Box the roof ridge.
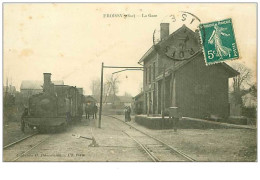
[138,25,197,63]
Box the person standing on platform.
[93,104,98,119]
[85,104,88,119]
[127,106,131,122]
[124,106,127,122]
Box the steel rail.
[107,118,160,162]
[3,133,39,149]
[105,115,196,162]
[12,135,51,162]
[122,131,160,162]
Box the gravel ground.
[3,117,151,162]
[3,115,257,162]
[113,115,257,162]
[3,120,37,147]
[150,128,256,162]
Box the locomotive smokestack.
[160,23,170,41]
[44,73,51,85]
[43,73,52,92]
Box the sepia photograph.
[2,2,257,163]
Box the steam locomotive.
[23,73,84,132]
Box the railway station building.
[139,23,239,119]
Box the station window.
[145,68,148,85]
[149,65,151,84]
[153,62,156,81]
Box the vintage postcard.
[2,3,257,163]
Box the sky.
[3,3,257,96]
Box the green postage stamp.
[199,18,239,65]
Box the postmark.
[152,11,201,61]
[199,18,239,65]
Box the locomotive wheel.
[56,123,67,132]
[29,125,35,130]
[37,127,44,133]
[37,126,47,133]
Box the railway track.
[122,131,160,162]
[105,115,196,162]
[3,133,38,149]
[3,134,51,162]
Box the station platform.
[134,115,256,130]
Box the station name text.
[103,13,157,18]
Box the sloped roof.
[20,80,64,90]
[139,25,195,63]
[219,63,240,77]
[134,91,144,100]
[53,81,64,85]
[20,81,42,90]
[85,95,97,102]
[164,52,239,78]
[138,25,239,78]
[118,96,133,103]
[103,95,120,103]
[138,46,155,63]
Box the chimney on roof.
[160,23,170,41]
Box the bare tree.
[107,75,120,96]
[90,75,120,104]
[104,75,120,104]
[230,62,252,105]
[90,78,109,98]
[232,63,252,92]
[90,78,101,96]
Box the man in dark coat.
[93,104,98,119]
[125,106,131,122]
[127,106,131,121]
[21,108,28,132]
[85,104,90,119]
[124,106,128,122]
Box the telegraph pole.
[98,63,143,128]
[98,62,104,128]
